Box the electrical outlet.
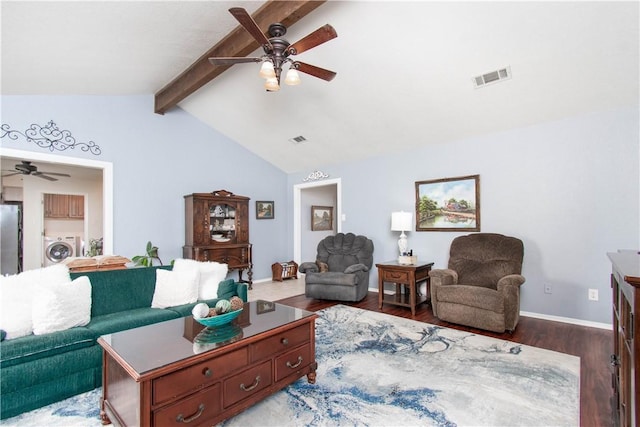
[544,284,552,294]
[588,289,599,301]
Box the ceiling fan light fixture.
[284,68,301,86]
[264,77,280,91]
[259,61,276,79]
[260,60,276,79]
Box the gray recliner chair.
[298,233,374,302]
[428,233,525,333]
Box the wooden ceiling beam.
[154,0,327,114]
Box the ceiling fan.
[2,161,71,181]
[208,7,337,91]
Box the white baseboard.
[520,311,611,330]
[370,287,612,330]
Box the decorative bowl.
[195,308,243,327]
[211,233,223,238]
[213,237,231,243]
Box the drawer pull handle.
[281,338,289,345]
[203,368,212,377]
[286,356,303,369]
[240,375,261,392]
[176,403,205,423]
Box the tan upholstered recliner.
[428,233,525,333]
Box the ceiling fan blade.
[39,171,71,177]
[229,7,272,51]
[287,24,337,56]
[208,57,263,66]
[2,172,20,178]
[32,172,57,181]
[294,62,337,82]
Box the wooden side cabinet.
[272,261,298,282]
[608,251,639,427]
[184,190,253,288]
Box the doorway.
[293,178,342,264]
[1,148,113,270]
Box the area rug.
[3,305,580,426]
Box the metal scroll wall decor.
[303,170,330,182]
[1,121,102,155]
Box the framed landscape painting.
[311,206,333,231]
[256,201,274,219]
[415,175,480,232]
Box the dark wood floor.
[276,292,613,427]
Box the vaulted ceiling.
[2,1,638,173]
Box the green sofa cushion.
[1,345,101,393]
[0,327,96,368]
[85,307,179,337]
[218,279,247,300]
[70,266,171,317]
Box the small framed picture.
[257,299,276,314]
[256,201,274,219]
[311,206,333,231]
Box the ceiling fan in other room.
[208,7,337,91]
[2,161,71,181]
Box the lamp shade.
[391,211,412,232]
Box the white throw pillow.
[151,269,199,308]
[0,264,71,340]
[173,259,228,300]
[32,276,92,335]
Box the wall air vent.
[473,66,512,88]
[289,135,307,144]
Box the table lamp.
[391,211,413,257]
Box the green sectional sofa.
[0,265,247,419]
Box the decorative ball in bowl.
[195,308,243,327]
[192,297,244,327]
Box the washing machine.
[43,236,77,266]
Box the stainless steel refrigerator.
[1,203,22,275]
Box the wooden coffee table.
[97,301,317,426]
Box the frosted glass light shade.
[284,68,301,85]
[264,77,280,91]
[391,211,412,232]
[259,61,276,79]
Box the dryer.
[43,236,77,266]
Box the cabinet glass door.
[210,203,236,242]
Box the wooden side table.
[376,261,434,316]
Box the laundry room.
[1,158,104,273]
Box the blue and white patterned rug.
[3,305,580,426]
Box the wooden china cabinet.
[183,190,253,288]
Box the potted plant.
[131,241,163,267]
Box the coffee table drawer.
[251,324,310,361]
[382,269,410,283]
[153,347,248,405]
[153,384,221,427]
[275,343,312,382]
[223,360,272,408]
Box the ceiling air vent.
[289,135,307,144]
[473,66,512,88]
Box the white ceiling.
[2,1,638,174]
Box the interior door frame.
[2,147,114,256]
[293,178,342,264]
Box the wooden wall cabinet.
[608,251,639,427]
[44,194,84,219]
[184,190,253,288]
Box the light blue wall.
[287,106,639,324]
[3,95,637,323]
[1,95,289,280]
